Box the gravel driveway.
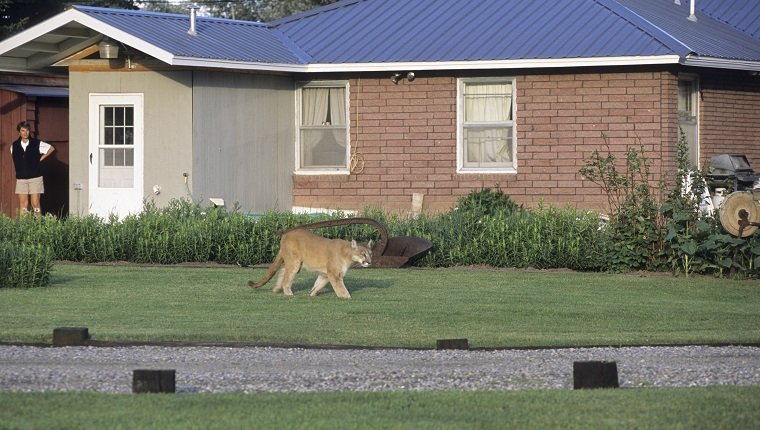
[1,345,759,393]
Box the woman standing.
[10,121,55,216]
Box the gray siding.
[192,71,294,213]
[68,70,193,216]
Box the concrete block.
[133,369,176,394]
[436,338,469,350]
[52,327,89,347]
[573,361,619,389]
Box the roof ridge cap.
[267,0,363,27]
[270,27,313,64]
[73,4,268,27]
[595,0,694,56]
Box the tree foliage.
[0,0,137,39]
[0,1,338,39]
[142,0,340,22]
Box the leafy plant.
[579,134,659,271]
[580,129,760,277]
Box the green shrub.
[0,242,54,288]
[361,200,607,270]
[579,130,760,277]
[1,177,758,277]
[455,186,520,217]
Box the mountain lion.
[248,228,372,298]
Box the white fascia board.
[300,55,682,72]
[0,9,83,55]
[172,55,681,73]
[171,56,307,72]
[682,56,760,72]
[0,8,176,67]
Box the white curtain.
[466,128,510,164]
[464,82,512,165]
[328,88,345,125]
[465,82,512,122]
[301,87,346,167]
[302,88,330,125]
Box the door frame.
[88,93,144,219]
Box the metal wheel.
[719,191,760,237]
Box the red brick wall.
[699,69,760,169]
[292,69,691,215]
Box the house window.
[99,105,135,187]
[296,81,349,172]
[458,78,516,172]
[678,74,699,168]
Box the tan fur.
[247,229,372,299]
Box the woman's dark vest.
[11,138,43,179]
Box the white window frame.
[678,73,700,169]
[295,80,351,175]
[457,77,517,174]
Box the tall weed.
[0,242,54,288]
[580,135,659,271]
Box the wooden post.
[52,327,89,347]
[436,338,469,350]
[573,361,619,389]
[132,369,176,394]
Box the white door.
[88,93,144,219]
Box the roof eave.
[682,56,760,72]
[66,10,175,65]
[172,56,308,72]
[300,55,683,73]
[0,8,177,70]
[173,55,682,73]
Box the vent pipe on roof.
[674,0,680,5]
[688,0,697,22]
[188,3,199,35]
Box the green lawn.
[0,264,758,347]
[1,387,759,429]
[1,265,759,429]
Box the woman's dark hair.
[16,121,31,132]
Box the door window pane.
[99,105,135,188]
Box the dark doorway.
[0,82,68,218]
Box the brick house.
[0,0,759,218]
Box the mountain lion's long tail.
[248,253,284,288]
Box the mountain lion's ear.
[351,239,357,248]
[368,239,373,248]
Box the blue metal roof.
[271,0,760,64]
[3,1,760,72]
[618,0,760,62]
[0,84,68,97]
[74,6,306,64]
[698,0,760,41]
[68,1,760,66]
[273,0,679,63]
